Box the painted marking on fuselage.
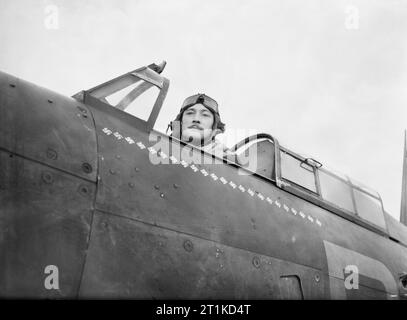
[101,127,324,229]
[229,181,236,189]
[136,141,146,149]
[323,240,398,299]
[102,127,112,135]
[148,147,157,155]
[113,132,123,140]
[125,137,135,144]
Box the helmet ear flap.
[213,115,225,135]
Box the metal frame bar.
[115,82,153,111]
[74,64,169,132]
[230,133,281,182]
[278,146,319,194]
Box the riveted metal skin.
[79,211,333,298]
[78,184,90,197]
[79,212,281,298]
[183,240,193,252]
[41,171,54,184]
[82,163,93,174]
[77,106,87,114]
[46,148,58,160]
[0,71,97,298]
[0,151,94,298]
[0,71,97,182]
[252,256,261,268]
[90,114,326,267]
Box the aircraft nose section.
[0,70,98,181]
[0,70,98,298]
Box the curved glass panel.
[319,170,355,213]
[350,178,380,199]
[353,189,386,229]
[280,150,317,193]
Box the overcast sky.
[1,0,406,220]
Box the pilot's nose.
[192,115,200,123]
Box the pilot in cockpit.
[168,93,234,159]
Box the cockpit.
[73,62,388,235]
[231,135,386,233]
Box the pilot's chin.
[181,131,202,145]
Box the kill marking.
[101,127,325,230]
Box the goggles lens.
[182,94,218,113]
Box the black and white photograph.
[1,0,407,307]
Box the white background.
[1,0,406,220]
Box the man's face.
[181,103,214,146]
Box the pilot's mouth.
[188,125,203,130]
